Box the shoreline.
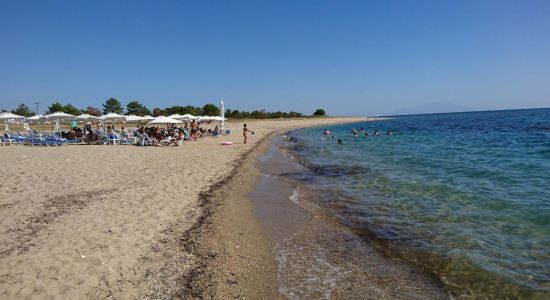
[182,132,283,299]
[186,125,449,299]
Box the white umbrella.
[45,112,76,132]
[125,115,144,122]
[181,114,196,120]
[0,112,26,133]
[44,112,76,121]
[198,116,223,122]
[168,114,185,120]
[220,99,225,130]
[0,112,26,121]
[142,115,155,121]
[26,114,47,123]
[147,116,182,125]
[210,116,226,121]
[76,114,100,121]
[99,112,126,122]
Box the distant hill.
[388,102,471,116]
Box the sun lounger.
[107,133,120,145]
[2,134,17,145]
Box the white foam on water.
[288,187,300,205]
[274,232,348,300]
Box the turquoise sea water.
[287,109,550,298]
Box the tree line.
[3,98,327,119]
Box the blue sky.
[1,0,549,116]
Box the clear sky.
[1,0,549,116]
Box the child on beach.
[243,123,254,144]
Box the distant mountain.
[388,102,471,116]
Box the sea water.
[283,108,550,298]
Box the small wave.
[289,187,299,204]
[274,232,347,300]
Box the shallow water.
[254,136,449,299]
[286,109,550,298]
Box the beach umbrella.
[99,112,126,122]
[125,115,144,122]
[167,114,185,120]
[1,112,26,132]
[45,112,76,132]
[220,99,225,130]
[181,114,196,120]
[26,114,47,123]
[210,116,226,121]
[141,115,155,121]
[198,116,225,122]
[147,116,182,125]
[44,112,76,121]
[76,114,100,121]
[25,115,47,133]
[0,112,26,121]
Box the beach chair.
[2,133,16,145]
[107,132,120,145]
[160,135,174,146]
[138,133,154,146]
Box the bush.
[313,109,326,116]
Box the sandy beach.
[0,117,369,299]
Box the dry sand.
[0,117,367,299]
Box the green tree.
[164,105,186,115]
[48,102,65,113]
[62,103,82,115]
[232,110,242,118]
[289,111,304,118]
[103,98,124,114]
[312,109,326,117]
[270,111,284,119]
[202,103,220,116]
[47,102,82,115]
[183,105,200,115]
[126,101,151,116]
[11,103,35,117]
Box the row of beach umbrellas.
[1,111,226,131]
[1,112,225,123]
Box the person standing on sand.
[243,123,254,144]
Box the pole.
[35,102,40,115]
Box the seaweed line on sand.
[144,133,276,299]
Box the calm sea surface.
[286,109,550,298]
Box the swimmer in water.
[387,130,391,135]
[337,139,343,144]
[365,131,369,138]
[374,129,379,135]
[352,128,358,137]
